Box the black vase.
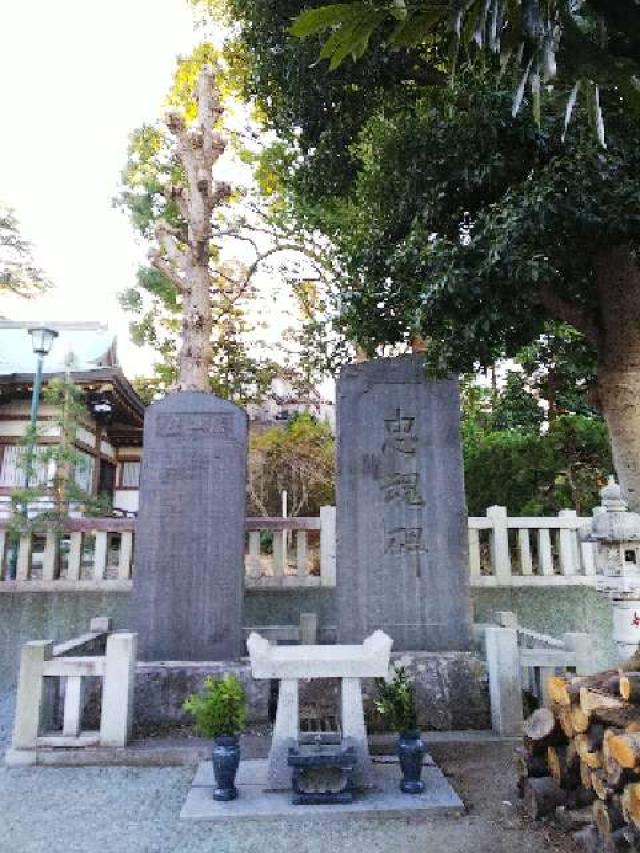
[397,730,425,794]
[212,735,241,801]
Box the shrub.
[374,665,417,733]
[183,674,247,738]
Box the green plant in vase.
[183,674,246,801]
[374,663,425,795]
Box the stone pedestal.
[336,356,473,651]
[247,630,392,791]
[132,392,247,661]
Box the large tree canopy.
[215,0,640,507]
[290,0,640,134]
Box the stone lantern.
[583,477,640,660]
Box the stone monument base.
[132,651,490,734]
[180,757,464,821]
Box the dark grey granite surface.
[132,392,247,660]
[336,356,473,650]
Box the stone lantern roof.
[588,477,640,543]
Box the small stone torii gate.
[247,630,393,790]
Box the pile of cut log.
[519,666,640,852]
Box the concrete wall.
[0,592,131,689]
[0,584,616,693]
[244,588,336,632]
[473,585,617,671]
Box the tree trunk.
[596,245,640,510]
[150,65,229,393]
[178,264,213,392]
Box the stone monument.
[336,355,473,650]
[133,392,247,660]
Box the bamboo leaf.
[594,84,606,149]
[328,11,386,69]
[561,80,580,142]
[290,3,362,38]
[512,57,533,117]
[389,7,448,47]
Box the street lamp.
[27,326,58,428]
[7,327,59,579]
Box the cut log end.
[524,707,557,741]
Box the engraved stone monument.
[133,393,247,660]
[336,356,473,650]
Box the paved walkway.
[0,739,577,853]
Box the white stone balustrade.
[485,610,595,736]
[0,504,600,592]
[0,518,135,590]
[6,618,137,766]
[468,505,596,587]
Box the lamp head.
[28,327,58,356]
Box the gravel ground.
[0,732,579,853]
[0,691,15,754]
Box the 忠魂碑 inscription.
[337,355,473,650]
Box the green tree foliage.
[516,322,598,419]
[463,390,612,515]
[290,0,640,131]
[10,374,112,538]
[248,413,335,517]
[489,371,544,433]
[0,204,49,297]
[211,2,640,502]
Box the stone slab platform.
[180,758,464,821]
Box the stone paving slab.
[181,759,464,822]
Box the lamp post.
[27,327,58,428]
[7,327,58,579]
[24,327,58,490]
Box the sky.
[0,0,199,375]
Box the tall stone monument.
[336,356,473,650]
[132,393,247,660]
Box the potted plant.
[183,673,247,801]
[374,663,425,794]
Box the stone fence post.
[320,505,336,586]
[100,632,137,747]
[485,623,523,736]
[563,632,595,676]
[487,505,511,584]
[558,509,579,576]
[12,640,53,750]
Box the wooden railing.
[0,504,598,592]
